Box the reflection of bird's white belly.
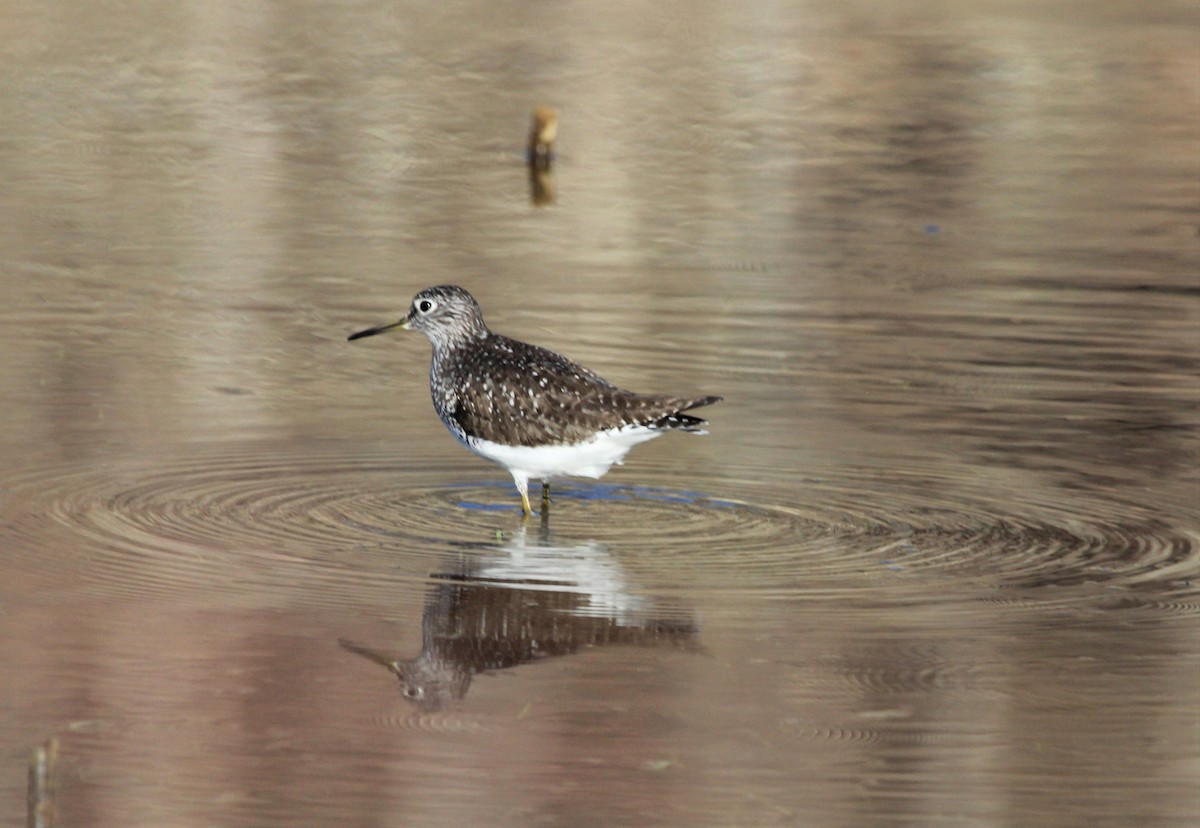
[466,426,663,480]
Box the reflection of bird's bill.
[338,637,399,669]
[347,315,410,341]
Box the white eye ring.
[417,299,436,314]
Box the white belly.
[466,425,664,482]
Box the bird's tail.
[652,395,722,433]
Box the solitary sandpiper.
[348,285,721,516]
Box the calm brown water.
[3,1,1198,825]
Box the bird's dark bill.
[348,317,409,341]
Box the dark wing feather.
[447,335,721,447]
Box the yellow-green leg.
[513,473,534,519]
[541,481,551,510]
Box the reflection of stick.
[27,737,58,828]
[528,164,556,207]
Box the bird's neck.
[430,327,489,362]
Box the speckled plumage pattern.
[349,285,721,513]
[434,328,719,447]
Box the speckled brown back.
[432,332,721,447]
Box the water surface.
[2,1,1197,825]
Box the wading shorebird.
[348,285,721,516]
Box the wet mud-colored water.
[2,1,1197,826]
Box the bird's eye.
[417,299,435,314]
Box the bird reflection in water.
[340,520,700,711]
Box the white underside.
[478,539,651,623]
[466,425,665,493]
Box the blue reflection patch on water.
[446,481,736,510]
[458,501,520,512]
